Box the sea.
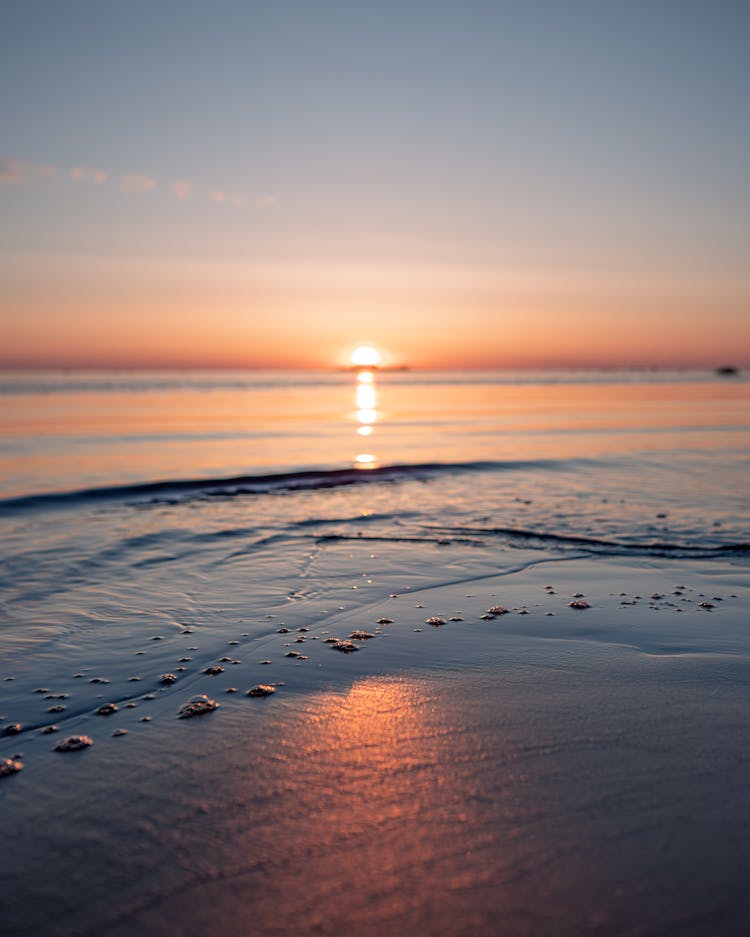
[0,367,747,654]
[0,369,750,637]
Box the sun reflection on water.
[356,383,376,410]
[353,368,380,468]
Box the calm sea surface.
[0,368,747,654]
[0,369,748,548]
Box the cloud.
[119,174,157,193]
[70,166,108,184]
[208,189,247,207]
[0,160,24,185]
[170,180,192,200]
[28,163,57,178]
[3,157,263,210]
[0,159,58,185]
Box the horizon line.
[0,362,744,373]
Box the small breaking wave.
[0,459,559,514]
[418,523,750,559]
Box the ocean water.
[0,367,747,654]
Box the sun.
[350,345,381,368]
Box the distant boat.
[715,365,739,376]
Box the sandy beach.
[2,536,749,936]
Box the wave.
[417,523,749,559]
[2,460,745,561]
[0,459,546,513]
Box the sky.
[1,0,749,369]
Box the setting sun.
[350,345,381,368]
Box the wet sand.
[2,554,749,936]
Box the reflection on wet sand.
[224,675,564,936]
[11,657,750,937]
[137,674,538,935]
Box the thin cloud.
[2,157,265,209]
[119,174,157,193]
[208,189,247,207]
[70,166,108,184]
[0,159,58,185]
[170,180,192,200]
[0,160,24,185]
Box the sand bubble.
[55,735,93,752]
[177,695,219,719]
[247,684,276,697]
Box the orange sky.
[2,253,747,369]
[2,2,749,370]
